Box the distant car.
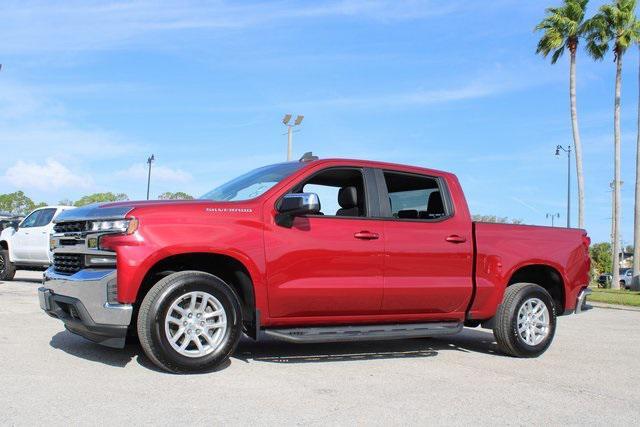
[619,269,633,290]
[0,206,75,281]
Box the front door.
[264,167,384,319]
[378,169,474,318]
[29,208,57,263]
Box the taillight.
[582,233,591,247]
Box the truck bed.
[469,222,591,319]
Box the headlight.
[89,218,138,234]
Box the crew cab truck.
[0,206,74,281]
[39,157,591,373]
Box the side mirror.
[276,193,320,227]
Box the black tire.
[493,283,557,358]
[137,271,243,373]
[0,249,16,281]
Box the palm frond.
[534,0,590,63]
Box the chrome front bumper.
[39,267,133,348]
[575,287,592,314]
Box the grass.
[588,287,640,307]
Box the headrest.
[427,191,444,215]
[397,210,418,219]
[338,186,358,209]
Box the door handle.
[354,231,380,240]
[445,234,466,244]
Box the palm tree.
[585,0,639,289]
[535,0,589,230]
[634,42,640,290]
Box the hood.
[53,199,236,222]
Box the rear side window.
[20,210,41,228]
[383,171,448,220]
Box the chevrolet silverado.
[39,155,591,373]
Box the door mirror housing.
[276,193,320,227]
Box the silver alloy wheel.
[164,291,228,358]
[0,254,5,273]
[517,297,550,346]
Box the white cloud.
[280,61,561,111]
[115,163,192,183]
[0,0,460,53]
[3,159,93,190]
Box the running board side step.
[263,322,463,343]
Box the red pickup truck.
[39,155,591,373]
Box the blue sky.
[0,0,638,243]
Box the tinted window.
[200,162,304,201]
[296,168,367,217]
[20,210,41,228]
[383,171,447,220]
[34,208,56,227]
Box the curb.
[588,302,640,312]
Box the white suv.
[0,206,75,281]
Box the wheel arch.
[507,263,565,312]
[136,252,257,333]
[0,240,8,251]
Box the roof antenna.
[299,152,318,162]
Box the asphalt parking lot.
[1,271,639,425]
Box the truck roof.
[301,157,455,179]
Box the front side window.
[34,208,56,227]
[383,171,447,220]
[200,162,305,202]
[295,168,367,217]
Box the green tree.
[157,191,194,200]
[471,215,523,224]
[74,192,129,207]
[590,242,613,276]
[585,0,640,289]
[0,191,46,215]
[535,0,589,229]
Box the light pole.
[282,114,304,161]
[546,213,560,227]
[555,145,571,228]
[146,154,155,200]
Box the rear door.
[376,169,473,318]
[11,210,42,262]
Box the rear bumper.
[39,267,132,348]
[574,287,592,314]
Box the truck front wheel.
[493,283,556,358]
[137,271,243,373]
[0,249,16,281]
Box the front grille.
[54,221,88,233]
[53,254,84,274]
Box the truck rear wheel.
[493,283,556,358]
[137,271,243,373]
[0,249,16,281]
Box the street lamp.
[546,212,560,227]
[146,154,155,200]
[555,145,571,228]
[282,114,304,161]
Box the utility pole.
[282,114,304,161]
[546,213,560,227]
[146,154,155,200]
[555,145,571,228]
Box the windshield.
[200,162,305,201]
